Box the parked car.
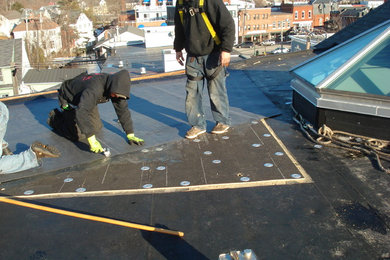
[234,42,254,48]
[261,40,276,46]
[271,47,290,54]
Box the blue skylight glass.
[292,24,389,86]
[325,36,390,96]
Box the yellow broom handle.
[0,196,184,237]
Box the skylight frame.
[290,20,390,91]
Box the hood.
[107,70,131,99]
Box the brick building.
[281,1,313,31]
[238,8,292,43]
[312,0,338,27]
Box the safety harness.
[177,0,221,45]
[177,0,223,81]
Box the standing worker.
[1,101,60,174]
[174,0,235,139]
[47,70,144,154]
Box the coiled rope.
[292,107,390,174]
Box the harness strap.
[199,0,221,45]
[187,65,223,81]
[178,0,221,45]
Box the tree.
[11,2,24,12]
[25,40,48,69]
[58,0,81,11]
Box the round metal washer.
[204,151,212,155]
[314,144,323,149]
[222,136,230,140]
[141,166,150,171]
[64,178,73,183]
[263,133,271,137]
[143,184,153,189]
[251,120,259,124]
[180,181,190,186]
[212,160,221,164]
[156,166,166,171]
[155,147,163,152]
[141,149,149,153]
[291,173,302,179]
[75,188,86,192]
[24,190,34,195]
[193,139,201,143]
[240,177,250,182]
[275,152,284,156]
[264,163,273,167]
[252,143,261,148]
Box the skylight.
[292,21,390,97]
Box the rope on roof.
[292,106,390,174]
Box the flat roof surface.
[1,51,390,259]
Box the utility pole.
[281,20,284,50]
[241,6,246,43]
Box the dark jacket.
[174,0,235,56]
[58,70,134,137]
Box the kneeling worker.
[47,70,144,153]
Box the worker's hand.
[127,133,144,145]
[176,51,184,66]
[61,104,73,111]
[87,135,104,153]
[220,51,231,67]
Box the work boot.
[185,127,206,139]
[2,147,13,155]
[211,123,230,134]
[31,141,61,159]
[47,109,58,128]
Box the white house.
[0,15,13,38]
[0,11,22,38]
[144,26,175,48]
[70,13,94,48]
[361,0,385,9]
[93,0,109,15]
[94,26,145,58]
[12,17,62,56]
[0,39,31,97]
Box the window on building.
[273,22,276,29]
[302,11,305,19]
[253,14,256,20]
[248,25,251,30]
[295,11,298,19]
[309,11,312,18]
[278,21,281,28]
[144,14,148,19]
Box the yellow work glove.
[127,133,144,145]
[87,135,104,153]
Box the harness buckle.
[189,8,195,16]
